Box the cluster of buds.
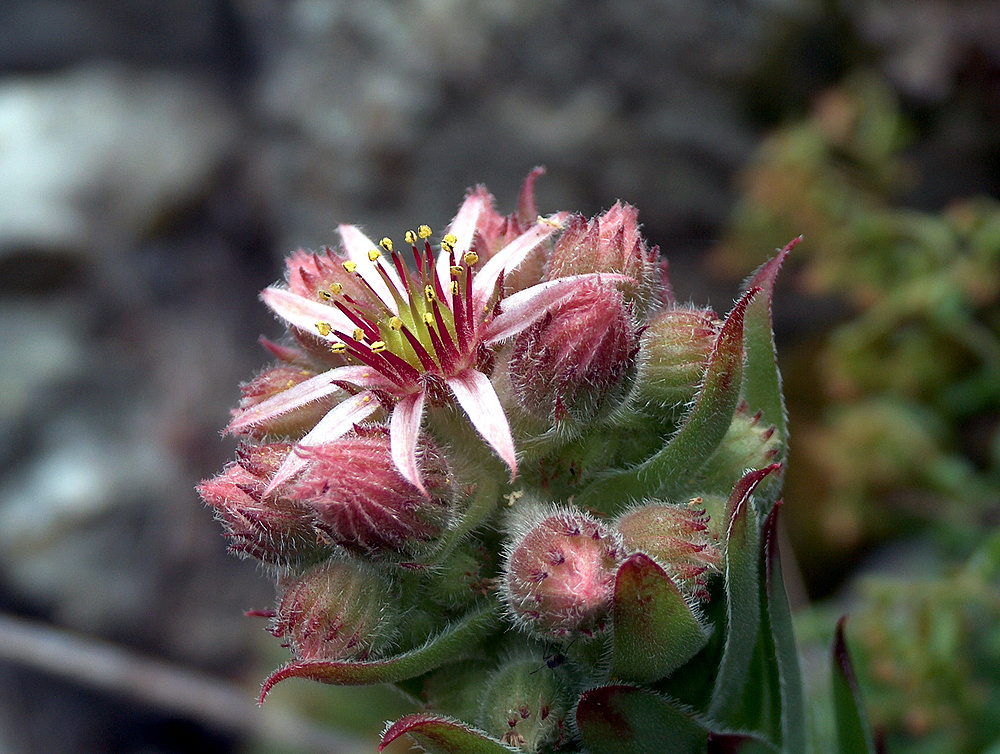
[199,171,817,753]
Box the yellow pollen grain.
[363,395,370,403]
[316,322,333,336]
[389,316,403,331]
[404,230,417,245]
[330,282,343,294]
[538,215,563,228]
[285,380,296,389]
[423,312,434,325]
[464,251,479,265]
[379,237,393,252]
[353,328,365,341]
[370,341,387,353]
[368,249,381,262]
[424,285,435,302]
[450,281,459,295]
[343,261,357,273]
[443,233,458,246]
[330,343,347,354]
[417,225,432,239]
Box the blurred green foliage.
[714,71,1000,752]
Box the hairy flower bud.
[197,442,333,568]
[546,203,659,311]
[502,507,625,639]
[288,427,455,559]
[615,501,721,601]
[508,279,639,431]
[477,652,570,752]
[270,559,399,662]
[638,307,721,412]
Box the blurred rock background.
[1,1,998,752]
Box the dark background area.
[1,1,998,751]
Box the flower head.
[229,185,630,494]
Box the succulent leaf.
[611,553,711,684]
[380,713,519,753]
[576,685,711,754]
[832,617,877,754]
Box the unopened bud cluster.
[199,170,795,752]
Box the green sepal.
[739,239,797,511]
[576,685,710,754]
[258,603,498,703]
[611,553,711,684]
[707,466,779,722]
[379,713,518,753]
[576,287,758,514]
[831,617,876,754]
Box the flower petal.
[471,221,560,314]
[437,188,489,290]
[225,368,357,435]
[446,369,517,480]
[338,224,403,313]
[262,286,356,340]
[481,272,633,344]
[390,390,428,495]
[266,390,382,494]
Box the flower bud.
[502,507,625,639]
[477,652,570,752]
[615,501,721,601]
[197,442,333,568]
[546,203,660,312]
[288,427,455,559]
[638,307,721,412]
[270,559,399,662]
[508,279,639,431]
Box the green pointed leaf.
[740,239,797,511]
[379,714,517,753]
[259,604,498,702]
[761,501,806,751]
[707,466,779,722]
[576,685,710,754]
[577,288,758,513]
[611,553,711,683]
[831,617,876,754]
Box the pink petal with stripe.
[261,287,356,340]
[471,221,560,314]
[338,224,403,312]
[446,368,517,480]
[265,390,381,494]
[225,367,359,435]
[390,390,428,495]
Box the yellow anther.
[379,237,393,252]
[463,251,479,266]
[443,233,458,246]
[404,230,418,245]
[389,316,403,331]
[343,261,357,273]
[316,322,333,336]
[318,289,332,300]
[450,265,463,276]
[417,225,432,239]
[450,280,459,296]
[441,240,454,254]
[423,312,434,325]
[352,328,365,341]
[368,249,381,262]
[362,395,371,403]
[330,342,347,354]
[330,282,343,294]
[370,341,387,353]
[424,285,435,302]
